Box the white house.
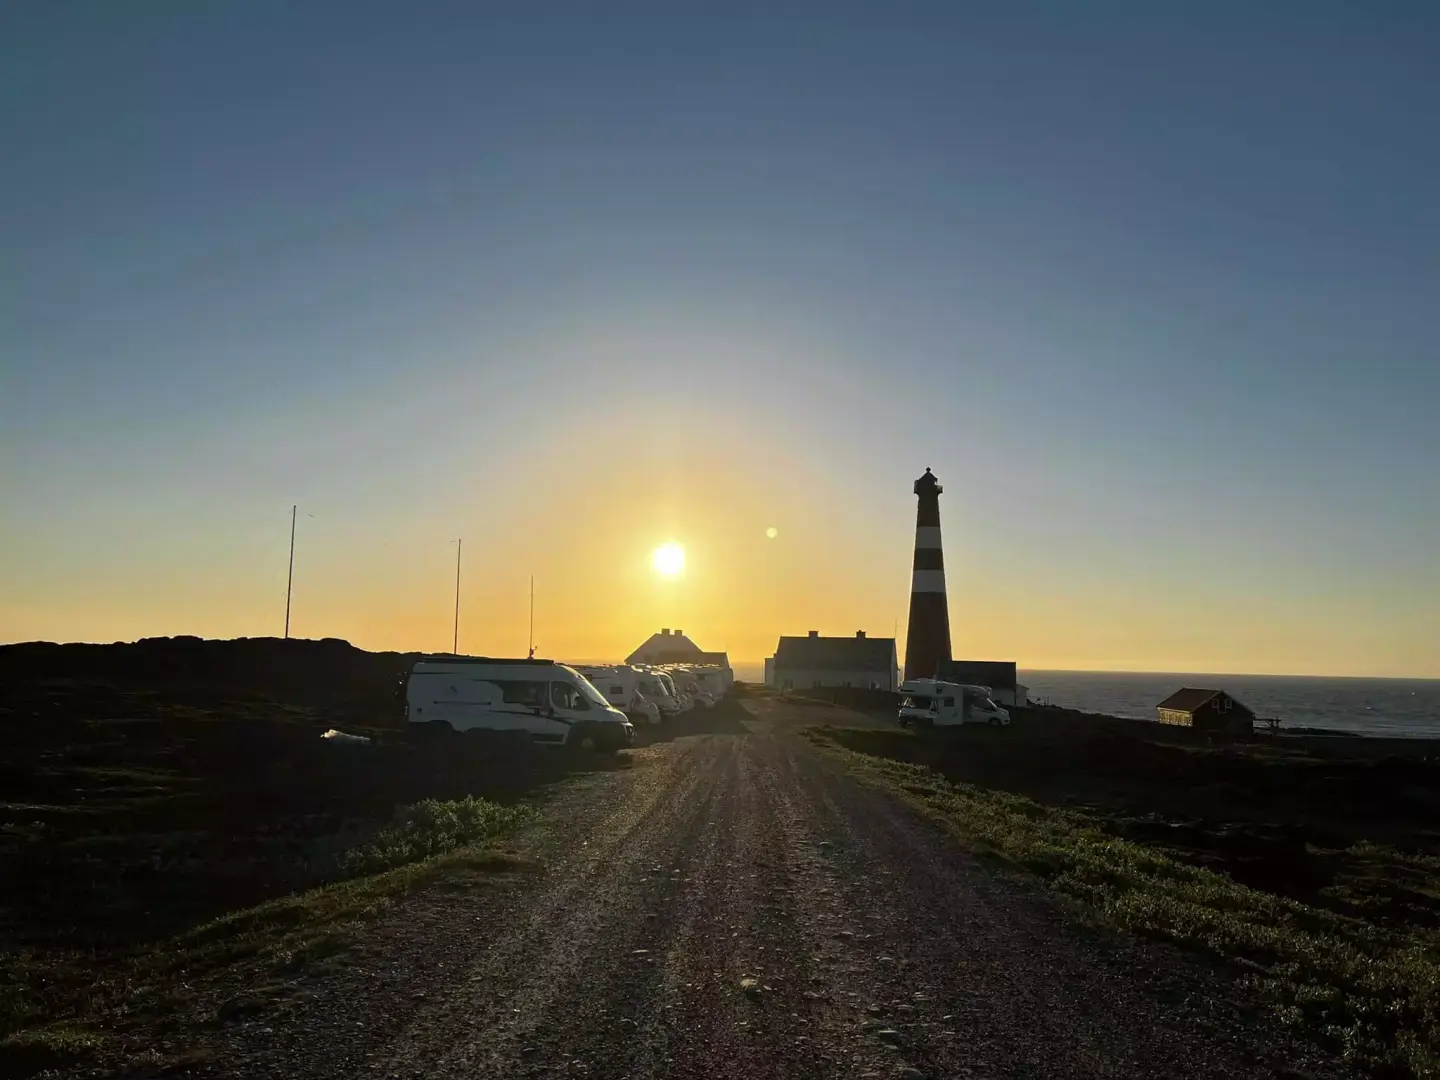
[766,631,899,691]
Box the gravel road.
[181,697,1342,1080]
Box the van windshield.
[578,679,611,709]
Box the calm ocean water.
[1021,670,1440,739]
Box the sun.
[651,541,686,579]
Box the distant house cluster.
[1155,687,1255,736]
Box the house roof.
[773,634,895,673]
[937,659,1018,691]
[1156,687,1223,713]
[625,630,704,665]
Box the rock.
[740,977,762,999]
[874,1028,904,1045]
[900,1069,926,1080]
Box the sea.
[1021,670,1440,740]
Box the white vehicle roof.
[412,656,573,675]
[900,679,993,695]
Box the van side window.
[493,680,547,707]
[609,685,625,696]
[551,682,585,710]
[943,697,955,707]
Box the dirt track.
[178,697,1342,1080]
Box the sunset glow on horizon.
[2,10,1437,679]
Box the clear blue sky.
[2,4,1437,675]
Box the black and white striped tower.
[903,467,952,682]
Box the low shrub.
[341,796,534,876]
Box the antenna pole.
[284,505,297,639]
[452,538,462,654]
[528,575,535,658]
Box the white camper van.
[406,656,634,752]
[645,669,687,715]
[575,665,662,726]
[631,668,682,718]
[666,667,715,709]
[897,679,1011,728]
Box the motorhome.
[646,669,688,714]
[897,679,1011,728]
[631,667,683,718]
[665,667,715,708]
[405,656,634,752]
[575,665,662,726]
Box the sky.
[2,3,1437,677]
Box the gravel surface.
[130,698,1344,1079]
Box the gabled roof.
[773,634,895,673]
[1156,687,1223,712]
[626,630,705,665]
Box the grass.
[341,795,535,875]
[806,727,1440,1079]
[0,795,535,1077]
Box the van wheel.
[988,716,1003,728]
[568,728,598,753]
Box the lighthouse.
[903,467,952,681]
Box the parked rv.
[897,679,1010,728]
[633,668,683,718]
[646,669,689,714]
[575,665,662,726]
[665,667,715,709]
[405,656,634,752]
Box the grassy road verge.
[807,726,1440,1078]
[1,795,534,1077]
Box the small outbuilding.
[935,659,1028,708]
[1155,687,1255,736]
